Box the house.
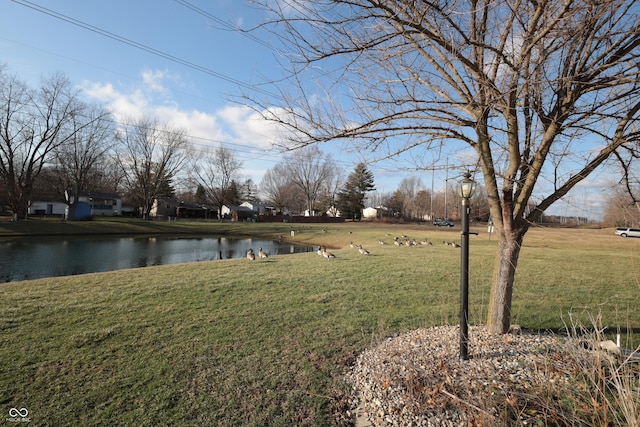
[362,207,378,219]
[29,192,122,218]
[150,198,214,219]
[150,197,180,218]
[221,205,258,221]
[176,201,215,219]
[240,201,271,215]
[79,192,122,217]
[363,206,391,219]
[28,196,67,216]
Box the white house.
[67,192,122,217]
[362,207,378,219]
[240,201,270,215]
[29,192,122,218]
[78,192,122,217]
[28,198,67,216]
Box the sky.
[0,0,614,220]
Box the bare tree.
[116,118,190,218]
[191,145,243,219]
[0,69,81,220]
[52,104,115,220]
[414,188,431,221]
[320,166,345,216]
[260,162,301,213]
[603,183,640,227]
[397,177,423,220]
[284,146,334,216]
[252,0,640,333]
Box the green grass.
[1,219,639,425]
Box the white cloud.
[141,69,170,94]
[79,71,282,150]
[81,81,149,120]
[216,105,285,149]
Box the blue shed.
[66,201,92,220]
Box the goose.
[258,248,268,259]
[317,246,324,256]
[246,249,256,260]
[322,246,336,259]
[349,241,355,249]
[358,246,370,255]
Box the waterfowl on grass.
[321,246,336,259]
[358,246,370,255]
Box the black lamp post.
[457,172,476,360]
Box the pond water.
[0,235,315,283]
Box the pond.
[0,235,315,283]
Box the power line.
[9,0,279,99]
[173,0,276,51]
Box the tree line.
[3,66,467,222]
[2,64,633,227]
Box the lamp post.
[457,172,476,360]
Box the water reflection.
[0,235,314,283]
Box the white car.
[615,227,640,238]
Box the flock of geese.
[247,230,462,261]
[246,247,269,261]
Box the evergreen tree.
[225,180,242,206]
[337,163,375,220]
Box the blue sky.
[1,0,612,219]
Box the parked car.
[615,227,640,238]
[433,218,454,227]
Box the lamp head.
[458,172,476,199]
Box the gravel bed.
[346,325,588,426]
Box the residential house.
[80,192,122,217]
[363,207,378,219]
[221,204,258,221]
[28,196,67,216]
[150,197,216,219]
[29,192,122,218]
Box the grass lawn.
[1,218,638,425]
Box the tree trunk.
[487,226,526,334]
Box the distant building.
[78,192,122,217]
[29,196,67,216]
[150,197,215,219]
[222,205,258,221]
[240,201,270,215]
[363,206,392,219]
[363,207,378,219]
[29,192,122,219]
